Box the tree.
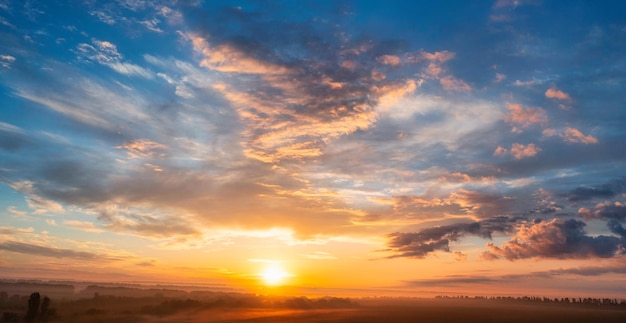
[40,296,51,320]
[25,292,40,322]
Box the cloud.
[188,33,289,75]
[0,121,31,151]
[386,217,518,258]
[483,219,624,260]
[0,240,103,260]
[6,206,27,217]
[0,54,15,68]
[568,188,615,202]
[494,143,541,159]
[107,62,153,78]
[439,76,471,91]
[509,143,541,159]
[302,251,337,260]
[64,220,104,233]
[0,226,34,235]
[6,181,65,214]
[96,203,202,239]
[378,55,401,66]
[579,202,626,221]
[543,127,598,144]
[564,177,625,203]
[76,39,152,78]
[545,86,571,101]
[562,127,598,144]
[579,202,626,238]
[504,103,548,131]
[115,139,167,159]
[404,275,496,287]
[493,0,522,8]
[185,31,422,163]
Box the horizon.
[1,0,626,301]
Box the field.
[2,282,626,322]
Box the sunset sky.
[1,0,626,298]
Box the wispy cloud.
[64,220,104,233]
[0,54,15,68]
[0,240,103,260]
[76,39,153,78]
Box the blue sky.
[1,0,626,296]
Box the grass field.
[12,297,622,323]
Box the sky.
[1,0,626,298]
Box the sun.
[260,264,289,286]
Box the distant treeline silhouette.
[1,292,56,322]
[435,295,626,306]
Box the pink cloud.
[378,55,401,66]
[495,143,541,159]
[504,103,548,130]
[425,63,443,77]
[115,139,166,159]
[419,50,455,63]
[562,127,598,144]
[189,33,289,75]
[440,76,471,91]
[510,143,541,159]
[542,127,598,144]
[545,86,571,101]
[493,146,508,156]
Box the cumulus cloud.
[482,219,624,260]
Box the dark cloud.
[567,187,615,202]
[0,125,32,152]
[403,276,496,287]
[97,206,202,239]
[483,219,624,260]
[386,217,518,258]
[544,264,626,277]
[0,240,104,260]
[579,201,626,238]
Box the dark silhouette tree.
[40,296,51,321]
[25,292,40,322]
